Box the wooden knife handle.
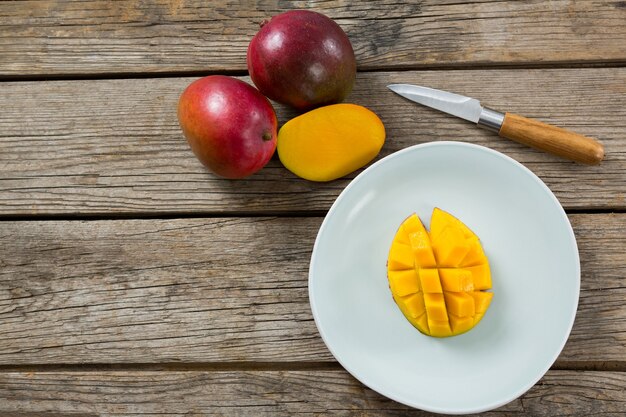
[499,113,604,165]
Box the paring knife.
[387,84,604,165]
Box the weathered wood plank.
[0,217,324,363]
[0,370,623,416]
[564,214,626,364]
[0,214,623,364]
[1,1,625,76]
[1,69,624,216]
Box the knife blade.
[388,84,604,165]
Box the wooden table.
[1,1,625,415]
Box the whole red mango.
[247,10,356,111]
[177,75,277,179]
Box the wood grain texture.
[499,113,605,165]
[0,217,326,363]
[0,370,624,416]
[0,214,623,365]
[1,68,624,216]
[1,0,626,76]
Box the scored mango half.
[387,208,493,337]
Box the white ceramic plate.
[309,142,580,414]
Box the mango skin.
[247,10,356,111]
[277,104,385,182]
[177,76,277,179]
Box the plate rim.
[308,141,580,414]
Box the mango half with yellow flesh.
[277,103,385,182]
[387,208,493,337]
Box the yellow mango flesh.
[419,268,442,293]
[443,292,476,317]
[386,209,493,337]
[277,104,385,182]
[403,214,437,267]
[431,207,477,241]
[458,236,484,267]
[424,293,448,322]
[464,263,492,290]
[432,225,471,267]
[387,240,414,271]
[388,269,421,296]
[470,291,494,313]
[428,319,452,337]
[397,293,426,318]
[450,314,474,334]
[439,269,474,292]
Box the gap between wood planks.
[1,60,626,83]
[0,210,329,222]
[0,208,622,223]
[0,361,623,373]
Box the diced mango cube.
[449,314,475,334]
[464,263,492,290]
[428,319,452,337]
[388,269,420,296]
[387,240,414,271]
[459,237,486,267]
[418,269,442,293]
[443,292,475,317]
[400,214,437,268]
[394,296,429,334]
[424,293,448,321]
[400,213,424,235]
[432,225,471,267]
[470,291,493,314]
[408,230,437,267]
[397,293,426,318]
[439,269,474,292]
